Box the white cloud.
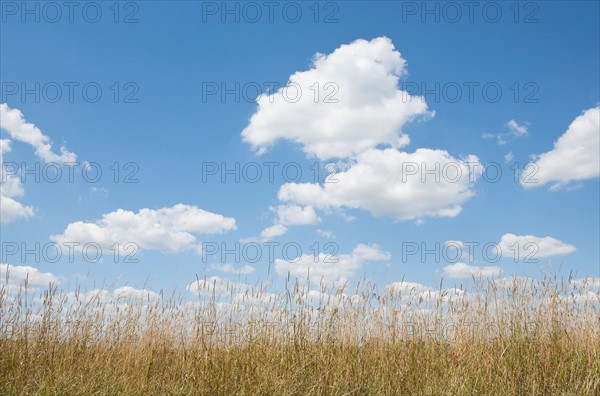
[507,119,528,136]
[275,243,390,284]
[385,281,431,295]
[522,106,599,189]
[442,262,502,279]
[242,223,291,244]
[570,277,600,290]
[258,224,288,242]
[492,276,536,290]
[0,194,34,224]
[241,38,482,224]
[0,103,76,163]
[278,148,482,221]
[241,37,432,160]
[385,283,467,304]
[482,120,529,146]
[498,233,576,259]
[0,263,60,289]
[316,229,336,239]
[1,105,77,223]
[570,291,599,304]
[1,137,34,223]
[47,287,163,315]
[275,204,320,226]
[443,240,472,262]
[211,263,255,275]
[187,276,251,296]
[244,205,320,243]
[113,286,160,302]
[63,289,110,305]
[562,280,600,304]
[417,288,466,303]
[504,152,514,164]
[50,204,236,254]
[0,140,22,196]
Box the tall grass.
[1,272,599,395]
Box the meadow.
[1,272,599,395]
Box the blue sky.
[1,1,598,298]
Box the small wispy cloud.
[211,263,255,275]
[482,119,530,146]
[507,119,529,136]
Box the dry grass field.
[1,272,599,395]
